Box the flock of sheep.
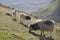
[11,9,55,38]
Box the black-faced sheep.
[28,19,55,38]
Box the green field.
[0,2,60,40]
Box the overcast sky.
[0,0,53,13]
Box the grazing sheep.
[28,19,55,38]
[19,13,31,24]
[12,9,17,21]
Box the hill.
[0,5,37,40]
[32,0,60,22]
[0,3,60,40]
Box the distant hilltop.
[31,0,60,22]
[0,3,27,14]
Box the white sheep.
[19,13,31,24]
[12,9,17,21]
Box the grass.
[0,3,60,40]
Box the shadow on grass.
[39,37,54,40]
[29,32,54,40]
[10,33,25,40]
[12,19,17,21]
[6,13,17,21]
[20,22,28,28]
[6,13,12,16]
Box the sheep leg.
[29,29,31,33]
[29,27,32,33]
[20,19,21,23]
[26,20,29,26]
[42,31,45,37]
[41,31,45,37]
[43,34,45,37]
[41,31,43,37]
[20,18,23,23]
[50,32,52,39]
[27,20,31,26]
[13,15,16,21]
[41,32,42,36]
[43,32,45,37]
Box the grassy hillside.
[0,5,37,40]
[0,4,60,40]
[48,0,60,22]
[32,0,60,22]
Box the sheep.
[28,19,55,38]
[19,13,31,25]
[12,9,17,21]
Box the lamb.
[12,9,17,21]
[19,13,31,25]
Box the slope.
[0,3,60,40]
[32,0,60,22]
[0,5,38,40]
